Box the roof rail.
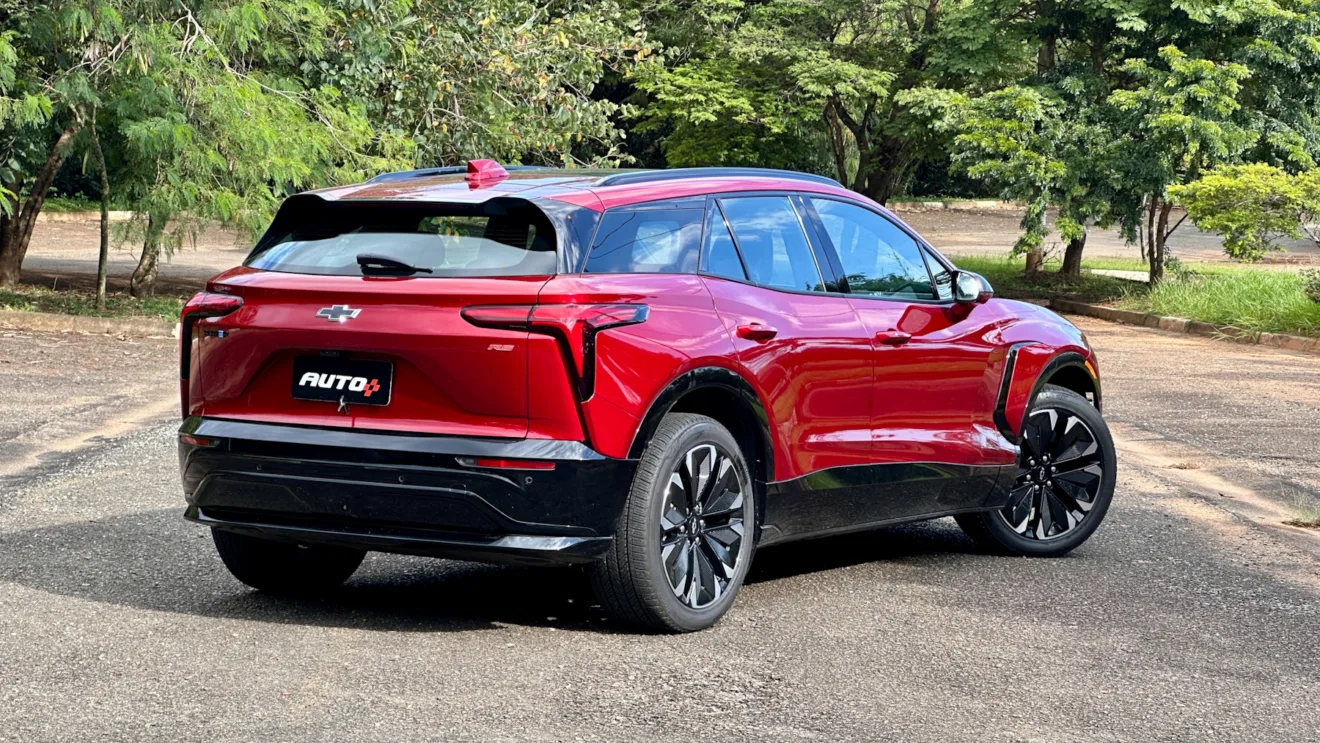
[596,167,842,188]
[367,164,555,184]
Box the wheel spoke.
[1052,417,1095,463]
[1051,480,1091,515]
[702,458,741,514]
[1054,468,1099,505]
[1022,412,1053,460]
[663,540,690,597]
[1044,489,1072,535]
[1003,484,1035,531]
[693,545,719,604]
[1054,447,1101,474]
[1035,488,1053,539]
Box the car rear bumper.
[178,417,636,565]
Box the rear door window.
[718,196,825,292]
[246,200,556,277]
[584,208,704,274]
[809,197,935,300]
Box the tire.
[956,385,1116,557]
[211,529,366,594]
[589,413,758,632]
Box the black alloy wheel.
[1000,405,1105,540]
[590,413,758,632]
[956,386,1116,557]
[660,443,748,609]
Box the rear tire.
[956,385,1116,557]
[212,529,366,594]
[590,413,758,632]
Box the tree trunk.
[1022,247,1043,274]
[823,99,851,187]
[130,212,165,298]
[1142,196,1156,264]
[1150,199,1172,285]
[91,119,110,311]
[862,134,917,206]
[1060,228,1087,277]
[0,127,79,287]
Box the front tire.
[212,529,366,594]
[590,413,758,632]
[956,385,1116,557]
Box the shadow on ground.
[0,507,984,633]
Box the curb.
[1048,299,1320,355]
[35,211,134,223]
[0,309,177,338]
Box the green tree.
[943,0,1320,282]
[1172,163,1320,261]
[0,1,125,287]
[101,1,404,296]
[632,0,1030,203]
[316,0,648,167]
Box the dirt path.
[0,329,177,480]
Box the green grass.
[948,253,1320,337]
[39,196,102,213]
[1122,270,1320,336]
[0,285,184,321]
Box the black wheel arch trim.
[627,366,774,482]
[994,347,1101,444]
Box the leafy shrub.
[1303,268,1320,305]
[1169,164,1304,262]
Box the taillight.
[461,303,648,399]
[180,291,244,418]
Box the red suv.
[178,161,1116,632]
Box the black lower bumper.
[178,417,637,566]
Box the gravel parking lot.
[0,319,1317,742]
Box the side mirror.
[954,271,993,304]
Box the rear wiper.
[356,253,433,276]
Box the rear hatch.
[186,196,557,438]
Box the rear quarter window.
[584,208,704,274]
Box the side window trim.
[792,193,849,294]
[805,194,942,302]
[699,195,752,280]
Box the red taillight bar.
[180,291,244,418]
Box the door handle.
[737,323,779,342]
[875,329,912,346]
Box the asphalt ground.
[0,319,1317,742]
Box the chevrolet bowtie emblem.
[316,305,361,323]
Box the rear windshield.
[246,199,556,277]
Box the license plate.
[292,356,393,406]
